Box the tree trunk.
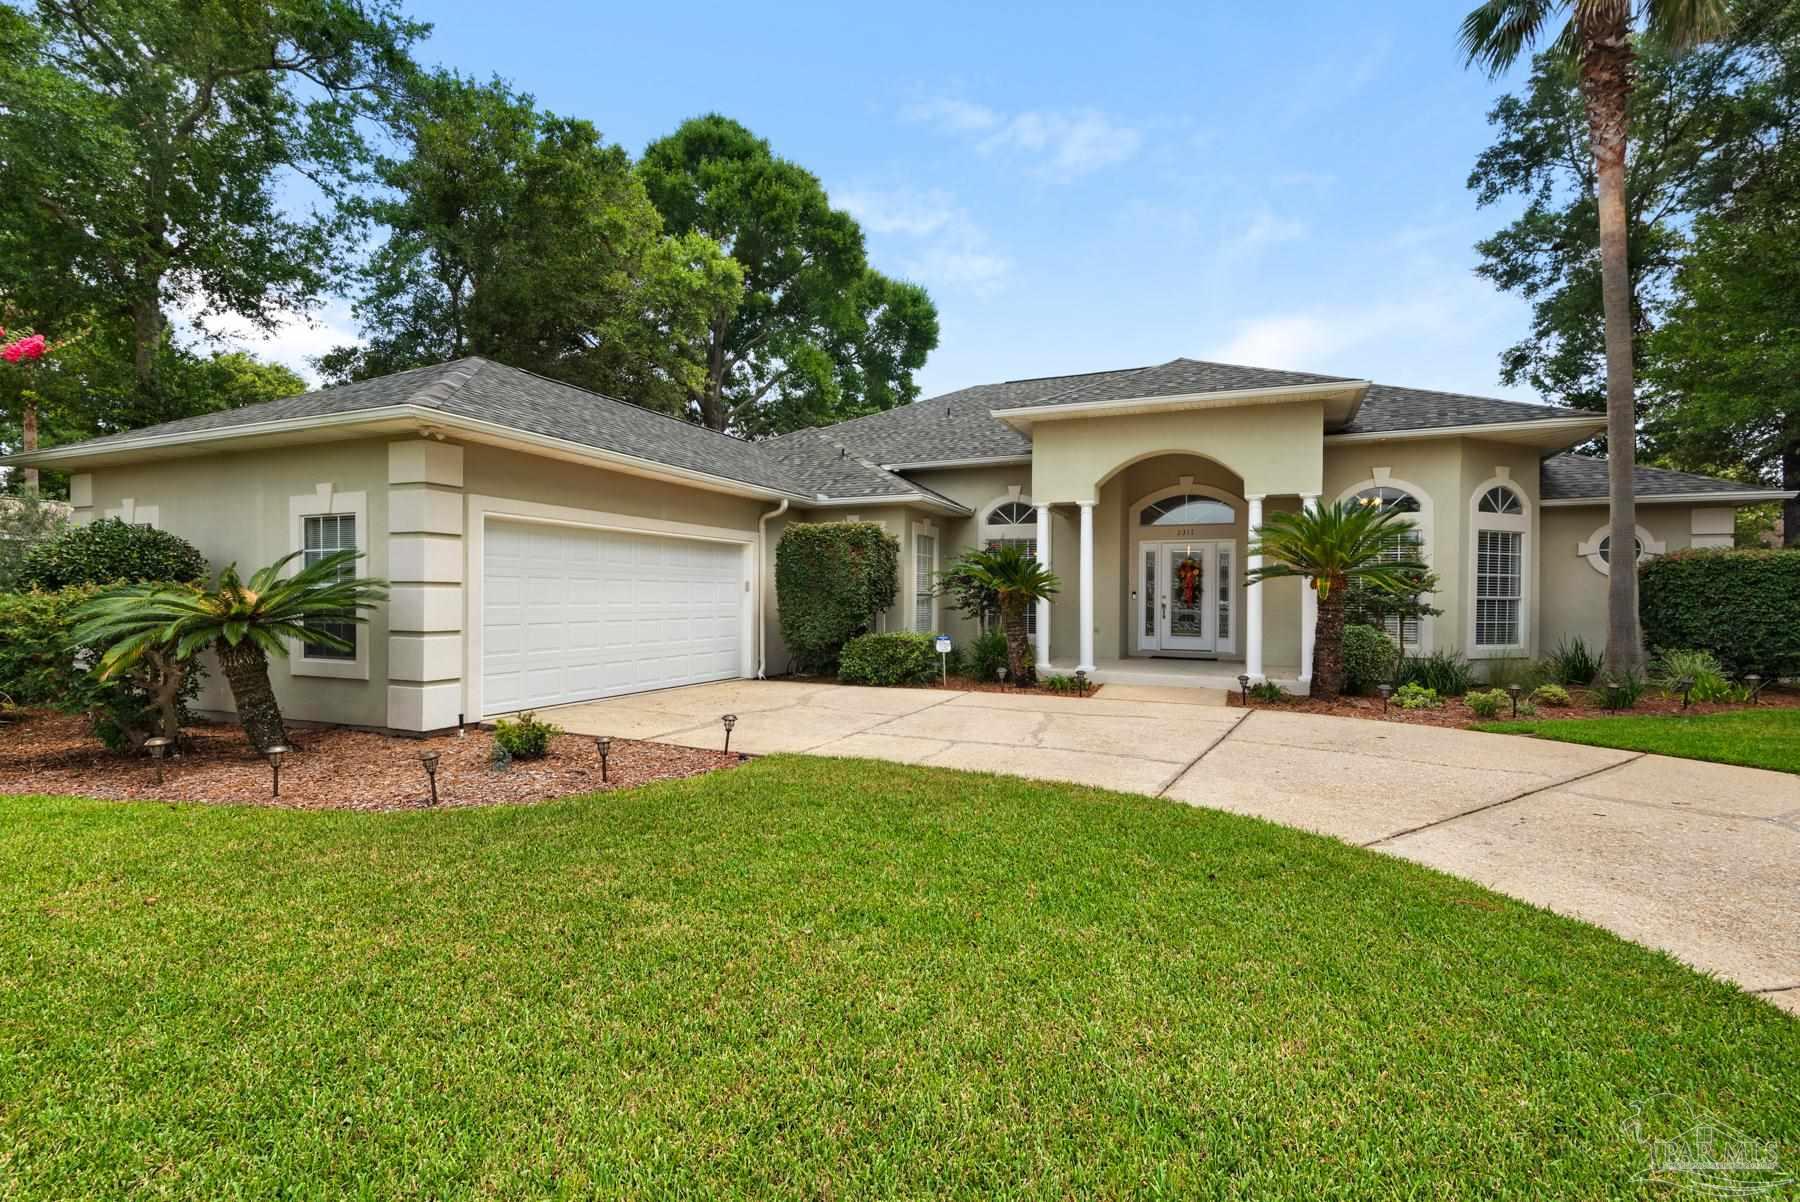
[1578,14,1644,677]
[216,640,289,753]
[131,299,163,400]
[1000,598,1035,686]
[145,649,185,744]
[1784,440,1799,548]
[20,392,37,493]
[1311,586,1349,699]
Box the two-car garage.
[478,517,749,716]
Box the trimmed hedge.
[1341,624,1397,695]
[775,522,899,674]
[838,632,939,687]
[1640,548,1800,677]
[19,517,206,590]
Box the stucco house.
[5,355,1790,731]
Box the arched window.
[1350,484,1427,647]
[1470,478,1529,651]
[1139,494,1235,526]
[980,496,1039,634]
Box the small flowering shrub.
[1464,688,1508,720]
[1394,682,1441,710]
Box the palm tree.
[73,550,388,752]
[1245,501,1427,698]
[954,544,1060,686]
[1460,0,1732,676]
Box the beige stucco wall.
[79,441,393,727]
[1538,502,1704,654]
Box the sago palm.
[1460,0,1732,675]
[956,544,1059,686]
[73,550,389,752]
[1246,501,1426,698]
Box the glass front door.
[1134,541,1233,656]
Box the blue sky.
[246,0,1544,404]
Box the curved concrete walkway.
[541,680,1800,1014]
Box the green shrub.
[1481,657,1535,690]
[1394,650,1474,697]
[1041,673,1083,694]
[1641,548,1800,678]
[839,632,939,687]
[1248,680,1287,703]
[1545,635,1604,686]
[963,628,1009,683]
[1340,624,1397,695]
[0,586,201,750]
[0,494,70,590]
[1595,675,1647,711]
[18,517,206,590]
[1394,682,1441,710]
[1530,683,1572,707]
[1650,648,1741,703]
[775,523,900,674]
[1464,688,1508,719]
[492,712,557,760]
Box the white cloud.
[837,186,1012,297]
[1221,211,1308,259]
[174,299,359,386]
[904,97,1143,177]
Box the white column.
[1245,493,1265,681]
[1077,500,1096,673]
[1299,492,1319,685]
[1035,503,1053,669]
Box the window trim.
[1578,521,1664,576]
[1465,472,1530,659]
[911,518,939,633]
[1336,469,1433,652]
[288,483,370,680]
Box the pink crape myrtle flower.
[2,333,48,363]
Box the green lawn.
[1475,706,1800,773]
[2,759,1795,1199]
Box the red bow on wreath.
[1177,558,1202,606]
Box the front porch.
[1042,656,1307,694]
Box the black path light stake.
[143,736,174,785]
[1075,669,1089,696]
[1237,674,1251,705]
[595,735,612,782]
[1677,676,1696,709]
[1744,674,1764,704]
[996,666,1008,691]
[265,745,289,798]
[1602,679,1622,715]
[420,750,441,807]
[1506,683,1522,718]
[1378,683,1393,713]
[721,714,738,754]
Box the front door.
[1134,541,1233,656]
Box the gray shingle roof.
[40,358,946,505]
[1540,454,1780,501]
[993,357,1355,412]
[1341,384,1585,435]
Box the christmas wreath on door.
[1177,556,1202,606]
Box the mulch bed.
[1227,684,1800,728]
[914,674,1094,698]
[0,711,739,811]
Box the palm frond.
[1460,0,1565,76]
[1246,500,1427,601]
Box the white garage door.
[481,518,746,715]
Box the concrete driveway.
[539,680,1800,1014]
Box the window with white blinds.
[1474,529,1522,646]
[914,531,936,632]
[983,498,1038,635]
[302,513,357,660]
[1353,485,1425,646]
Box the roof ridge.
[1373,380,1557,408]
[1164,355,1355,380]
[407,357,488,410]
[465,358,772,450]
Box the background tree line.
[0,0,938,498]
[1469,0,1800,544]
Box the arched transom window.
[1478,485,1524,516]
[1139,494,1235,526]
[1471,481,1528,650]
